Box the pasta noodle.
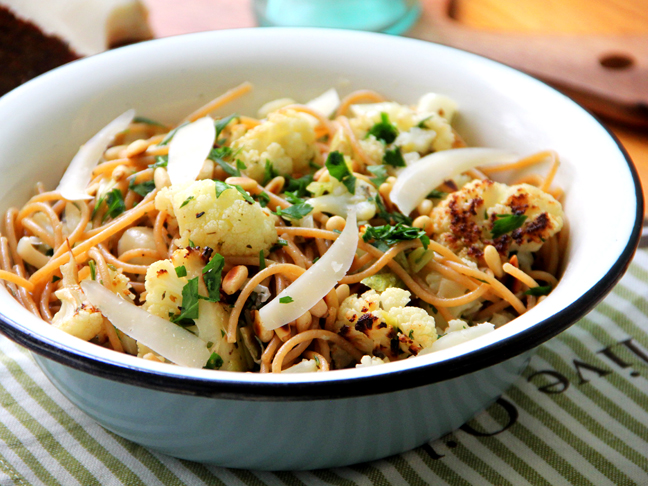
[0,85,567,373]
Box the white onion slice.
[259,211,358,330]
[167,116,216,186]
[81,280,211,368]
[56,109,135,201]
[390,148,518,215]
[306,88,340,118]
[17,237,48,269]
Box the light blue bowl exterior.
[35,351,532,470]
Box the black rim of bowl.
[0,31,643,401]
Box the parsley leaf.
[259,250,266,271]
[274,203,313,221]
[129,179,156,197]
[204,352,224,370]
[263,160,280,185]
[279,296,294,304]
[102,189,125,223]
[325,151,356,194]
[88,260,96,280]
[362,223,429,249]
[149,155,168,169]
[257,191,270,208]
[133,116,166,128]
[214,113,238,138]
[171,277,200,325]
[383,147,406,167]
[417,115,433,128]
[284,174,314,198]
[374,194,412,225]
[202,253,225,302]
[188,239,196,248]
[159,121,189,146]
[367,165,388,187]
[175,265,187,278]
[427,189,447,199]
[180,196,194,208]
[491,214,528,239]
[51,275,61,283]
[208,147,240,177]
[524,285,552,296]
[367,112,398,144]
[214,180,254,204]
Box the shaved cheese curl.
[167,116,216,186]
[306,88,340,118]
[390,148,517,216]
[259,211,358,331]
[57,109,135,201]
[81,280,211,368]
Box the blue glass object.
[254,0,422,35]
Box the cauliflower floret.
[335,288,437,362]
[384,306,437,350]
[156,179,277,256]
[356,355,390,368]
[417,113,456,152]
[143,260,186,319]
[231,109,317,182]
[430,179,564,259]
[349,102,417,133]
[329,127,385,166]
[394,127,436,154]
[144,248,247,371]
[380,287,410,311]
[52,260,103,341]
[306,176,378,222]
[417,93,458,122]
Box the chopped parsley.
[159,121,189,146]
[149,155,168,169]
[524,285,552,296]
[204,352,224,370]
[374,194,412,225]
[202,253,225,302]
[133,116,166,128]
[171,277,200,325]
[325,151,356,194]
[214,180,254,204]
[263,160,280,185]
[383,147,406,167]
[51,275,61,283]
[367,165,388,187]
[362,223,430,250]
[257,191,270,208]
[101,189,126,223]
[417,115,433,128]
[284,191,305,205]
[259,250,266,271]
[88,260,96,280]
[367,112,398,144]
[273,203,313,221]
[491,214,527,239]
[188,239,196,248]
[208,147,242,177]
[284,174,314,198]
[279,296,294,304]
[180,196,194,208]
[427,189,447,199]
[175,265,187,278]
[129,179,156,197]
[214,113,238,138]
[276,238,288,246]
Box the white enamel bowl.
[0,28,641,470]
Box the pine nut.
[197,159,214,180]
[336,284,350,303]
[112,165,130,182]
[413,215,433,236]
[105,145,127,160]
[325,216,346,232]
[310,299,328,318]
[222,265,248,295]
[125,139,149,158]
[417,198,433,216]
[265,176,285,194]
[225,176,257,192]
[295,311,312,333]
[275,323,292,342]
[253,310,274,343]
[153,167,171,189]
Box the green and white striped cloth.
[1,250,648,486]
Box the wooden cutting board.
[144,0,648,213]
